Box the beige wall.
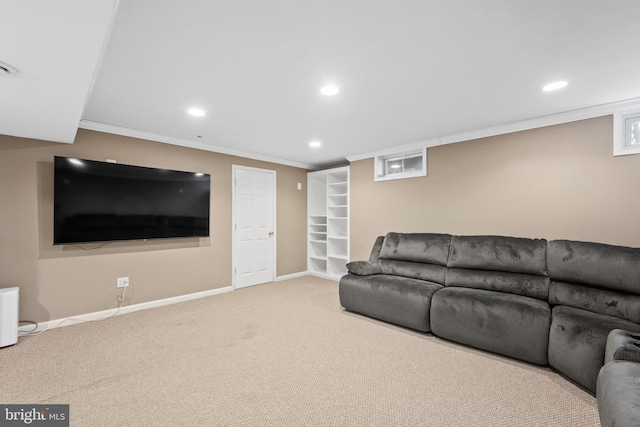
[0,129,308,322]
[6,115,639,322]
[350,115,640,261]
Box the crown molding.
[346,97,640,162]
[78,120,313,170]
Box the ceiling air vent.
[0,61,19,77]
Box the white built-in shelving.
[307,166,349,280]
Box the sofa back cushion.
[368,236,385,263]
[378,260,447,284]
[446,268,550,300]
[378,232,452,265]
[446,235,549,299]
[377,233,452,285]
[448,235,548,275]
[549,282,640,324]
[547,240,640,295]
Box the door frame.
[231,164,277,289]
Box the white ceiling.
[0,0,118,143]
[3,1,640,169]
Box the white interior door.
[233,166,275,289]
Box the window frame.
[614,109,640,156]
[374,148,427,182]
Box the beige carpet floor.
[0,276,599,426]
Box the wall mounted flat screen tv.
[54,156,210,244]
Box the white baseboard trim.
[19,274,325,335]
[275,271,308,282]
[307,271,341,282]
[19,285,234,334]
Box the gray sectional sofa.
[597,329,640,427]
[339,232,640,426]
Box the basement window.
[374,148,427,181]
[614,109,640,156]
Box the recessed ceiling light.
[0,61,19,77]
[320,84,339,96]
[188,107,205,117]
[542,81,568,92]
[309,141,322,148]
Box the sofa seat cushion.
[597,360,640,427]
[548,305,640,393]
[430,287,551,365]
[339,274,443,332]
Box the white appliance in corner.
[0,287,19,348]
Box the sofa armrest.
[605,329,640,364]
[346,261,382,276]
[597,360,640,427]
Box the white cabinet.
[308,166,349,280]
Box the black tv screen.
[54,156,210,244]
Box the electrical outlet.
[117,277,129,288]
